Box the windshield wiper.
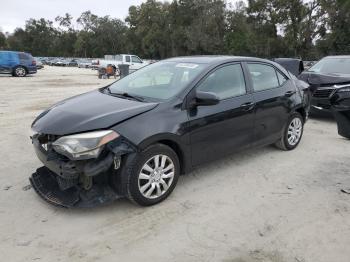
[104,86,145,102]
[111,92,145,102]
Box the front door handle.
[285,90,296,97]
[240,102,255,111]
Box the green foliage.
[0,31,7,49]
[2,0,350,59]
[315,0,350,56]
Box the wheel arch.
[157,139,186,174]
[13,65,28,74]
[138,134,190,175]
[294,106,307,122]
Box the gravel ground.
[0,66,349,262]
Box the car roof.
[0,50,21,53]
[323,55,350,59]
[164,55,289,75]
[273,58,302,62]
[0,50,32,55]
[164,55,273,65]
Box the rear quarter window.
[18,53,32,60]
[276,70,288,85]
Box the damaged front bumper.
[30,133,136,208]
[30,166,120,208]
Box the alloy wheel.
[287,117,302,146]
[15,67,26,77]
[138,154,175,199]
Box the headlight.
[337,87,350,93]
[52,130,119,160]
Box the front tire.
[275,112,304,150]
[125,144,180,206]
[13,66,27,77]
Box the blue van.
[0,51,37,77]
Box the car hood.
[32,90,158,135]
[299,72,350,91]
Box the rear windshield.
[309,57,350,74]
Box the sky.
[0,0,148,33]
[0,0,241,33]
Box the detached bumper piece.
[30,166,121,208]
[330,89,350,139]
[333,111,350,139]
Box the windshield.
[309,57,350,74]
[108,61,206,101]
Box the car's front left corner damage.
[29,132,137,208]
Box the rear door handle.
[285,90,296,97]
[240,102,255,111]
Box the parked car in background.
[30,56,310,208]
[91,59,101,70]
[299,55,350,113]
[0,51,37,77]
[40,58,49,65]
[78,59,92,68]
[273,58,304,76]
[303,61,316,70]
[45,58,56,66]
[98,54,150,72]
[65,59,78,67]
[54,59,65,66]
[35,58,44,69]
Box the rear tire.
[124,144,180,206]
[13,66,27,77]
[275,112,304,151]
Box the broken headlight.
[52,130,119,160]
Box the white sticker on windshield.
[176,63,199,69]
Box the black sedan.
[30,56,310,207]
[299,55,350,113]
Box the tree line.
[0,0,349,60]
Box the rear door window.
[247,63,280,92]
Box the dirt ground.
[0,66,349,262]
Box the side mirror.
[191,91,220,107]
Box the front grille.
[313,88,334,98]
[36,133,60,144]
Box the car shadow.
[179,145,278,185]
[309,110,334,123]
[43,144,279,215]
